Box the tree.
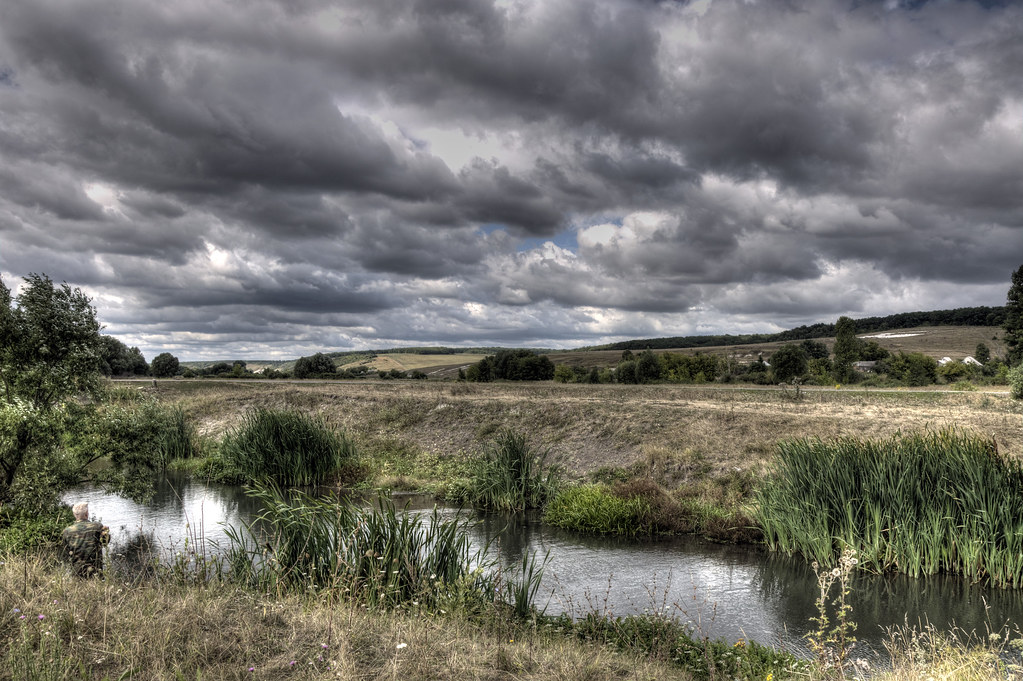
[151,352,180,378]
[832,316,859,382]
[771,344,809,382]
[635,350,662,383]
[0,274,102,506]
[975,342,991,365]
[800,339,830,360]
[98,335,148,376]
[1004,265,1023,366]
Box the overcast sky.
[1,0,1021,361]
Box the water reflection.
[67,477,1023,662]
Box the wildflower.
[831,568,841,577]
[289,661,296,666]
[248,667,255,672]
[396,643,407,650]
[19,615,25,620]
[12,608,19,613]
[38,615,45,620]
[321,643,329,649]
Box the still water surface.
[67,474,1023,662]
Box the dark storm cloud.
[1,0,1020,359]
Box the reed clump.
[757,428,1023,587]
[451,430,561,511]
[225,484,495,610]
[220,408,356,486]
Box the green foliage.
[616,359,638,384]
[757,428,1023,586]
[293,352,337,378]
[469,350,554,382]
[452,431,561,511]
[220,408,355,486]
[831,316,859,383]
[59,397,196,503]
[800,339,830,360]
[635,350,661,382]
[0,505,73,552]
[882,351,938,386]
[660,351,720,383]
[0,274,104,506]
[1004,264,1023,366]
[937,359,977,383]
[543,484,650,535]
[98,335,149,376]
[975,342,991,365]
[553,365,575,383]
[225,484,495,609]
[770,344,808,382]
[1009,364,1023,400]
[150,352,180,378]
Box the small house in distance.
[853,361,877,373]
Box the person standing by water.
[61,501,109,578]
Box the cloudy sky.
[1,0,1021,361]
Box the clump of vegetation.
[450,431,561,511]
[225,485,497,609]
[1009,364,1023,400]
[543,484,651,535]
[220,408,356,486]
[757,428,1023,586]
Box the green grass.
[757,428,1023,586]
[543,484,651,536]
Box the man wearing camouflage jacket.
[61,501,109,578]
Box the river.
[66,474,1023,663]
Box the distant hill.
[586,306,1006,352]
[178,306,1006,373]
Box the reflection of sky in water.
[67,480,1023,663]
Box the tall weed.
[757,428,1023,586]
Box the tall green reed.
[456,430,561,511]
[219,408,354,486]
[757,428,1023,587]
[224,484,496,609]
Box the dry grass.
[143,380,1023,483]
[0,554,701,681]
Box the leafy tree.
[800,339,830,360]
[293,352,335,378]
[553,365,575,383]
[1004,265,1023,366]
[975,342,991,365]
[616,360,638,384]
[832,316,859,382]
[881,352,938,387]
[1009,364,1023,400]
[635,350,661,383]
[771,344,809,382]
[0,274,102,506]
[151,352,180,378]
[98,335,148,376]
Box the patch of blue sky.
[478,223,579,253]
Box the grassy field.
[149,379,1023,485]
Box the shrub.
[220,408,356,486]
[1009,364,1023,400]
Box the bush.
[220,408,356,486]
[0,505,73,552]
[1009,364,1023,400]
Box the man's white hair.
[72,501,89,518]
